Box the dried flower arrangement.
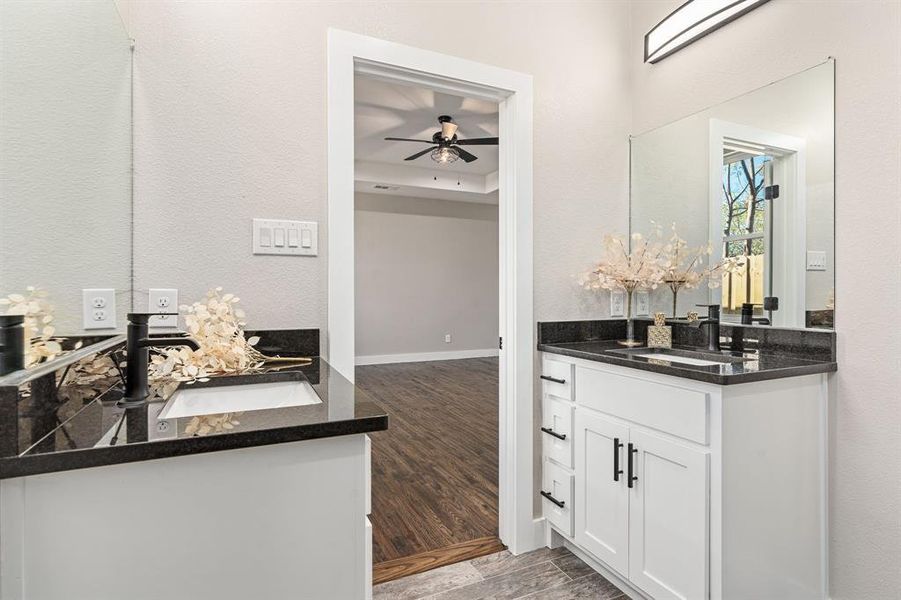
[147,288,311,436]
[657,223,742,317]
[580,233,666,345]
[0,287,72,367]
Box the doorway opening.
[708,120,807,327]
[327,29,539,585]
[353,74,502,580]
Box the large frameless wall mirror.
[630,60,835,329]
[0,1,133,368]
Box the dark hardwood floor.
[356,357,499,568]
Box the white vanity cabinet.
[540,353,829,600]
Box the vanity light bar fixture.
[644,0,771,64]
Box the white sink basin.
[636,353,723,367]
[158,377,321,420]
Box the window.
[720,153,771,318]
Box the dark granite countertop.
[537,319,837,385]
[1,353,388,480]
[539,340,836,385]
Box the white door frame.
[708,119,807,327]
[327,29,540,554]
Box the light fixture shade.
[644,0,770,64]
[430,146,459,164]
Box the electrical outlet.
[149,289,178,328]
[83,289,117,330]
[636,291,650,316]
[444,334,452,343]
[610,290,625,317]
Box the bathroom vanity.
[537,320,836,600]
[0,332,387,600]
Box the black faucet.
[694,304,722,352]
[119,313,200,408]
[740,303,771,325]
[0,315,25,376]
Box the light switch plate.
[148,289,178,328]
[806,250,826,271]
[610,290,625,317]
[82,289,117,330]
[253,219,318,256]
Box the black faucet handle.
[0,315,25,327]
[127,312,179,324]
[694,304,720,319]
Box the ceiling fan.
[384,115,498,164]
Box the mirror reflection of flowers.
[658,222,744,317]
[580,232,665,345]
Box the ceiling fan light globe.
[430,146,460,165]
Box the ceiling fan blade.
[404,146,438,161]
[454,147,478,163]
[441,121,458,139]
[455,137,499,146]
[385,137,434,143]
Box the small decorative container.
[647,312,672,349]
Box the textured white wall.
[0,1,132,334]
[128,1,632,329]
[629,2,901,598]
[354,193,498,358]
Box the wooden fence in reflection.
[721,254,765,309]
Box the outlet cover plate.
[636,291,650,316]
[610,290,625,317]
[82,289,117,330]
[148,289,178,328]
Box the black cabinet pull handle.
[613,437,623,481]
[540,375,566,384]
[627,443,638,488]
[540,490,565,508]
[540,426,566,441]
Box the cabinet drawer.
[576,366,709,445]
[541,356,573,400]
[542,396,573,468]
[542,459,574,536]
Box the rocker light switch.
[253,219,318,256]
[806,251,827,271]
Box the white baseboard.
[355,348,499,366]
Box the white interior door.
[574,409,630,576]
[628,429,709,600]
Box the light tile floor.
[373,546,626,600]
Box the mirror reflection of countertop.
[1,357,388,480]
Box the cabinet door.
[574,409,630,576]
[628,429,709,600]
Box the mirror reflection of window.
[720,152,771,320]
